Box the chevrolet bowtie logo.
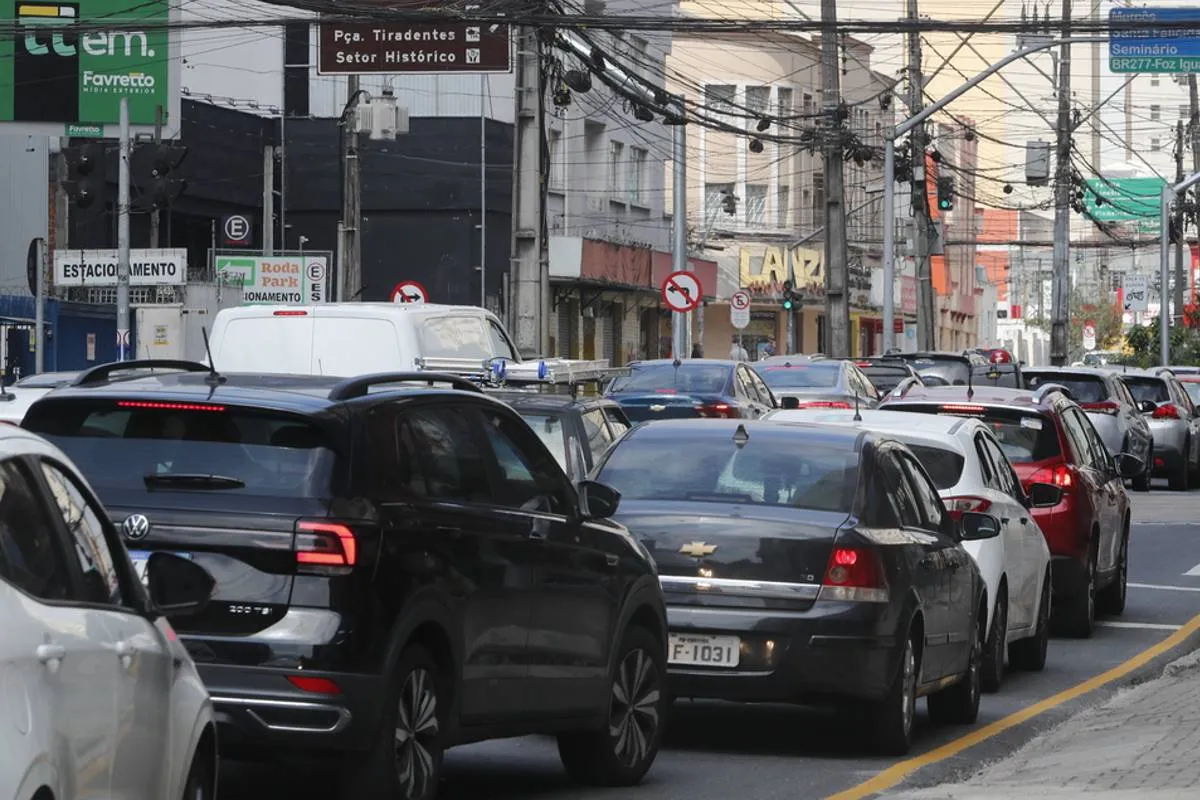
[679,541,717,558]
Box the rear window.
[596,434,857,512]
[1122,377,1170,404]
[859,365,911,392]
[23,399,336,498]
[890,404,1061,464]
[418,315,491,359]
[751,363,841,389]
[905,444,965,490]
[971,364,1021,388]
[1025,373,1109,404]
[911,358,971,386]
[607,363,730,394]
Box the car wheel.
[1132,444,1153,492]
[1056,543,1097,639]
[339,643,445,800]
[871,627,918,756]
[1098,528,1129,615]
[558,625,665,787]
[1169,447,1189,491]
[1009,569,1051,671]
[927,608,983,725]
[981,592,1007,693]
[181,744,215,800]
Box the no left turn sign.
[661,270,703,313]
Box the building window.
[1152,138,1162,152]
[777,87,793,120]
[608,140,625,197]
[548,129,566,191]
[777,185,790,228]
[628,146,648,205]
[802,92,814,114]
[746,184,768,226]
[746,86,770,117]
[704,85,736,120]
[1183,104,1191,119]
[705,182,734,218]
[1151,104,1161,121]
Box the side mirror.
[145,552,215,618]
[959,511,1002,541]
[1027,481,1064,508]
[578,479,621,520]
[780,396,800,410]
[1138,400,1157,414]
[1115,452,1145,480]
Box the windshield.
[1025,373,1108,404]
[23,399,336,498]
[519,413,568,469]
[1184,382,1200,405]
[1122,377,1171,404]
[608,363,730,394]
[752,363,841,389]
[597,435,857,512]
[859,365,911,392]
[971,364,1021,388]
[905,443,966,490]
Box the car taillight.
[1082,401,1120,416]
[1030,463,1073,492]
[295,520,357,573]
[287,675,342,694]
[1152,403,1182,420]
[273,310,308,316]
[940,404,987,413]
[943,496,992,521]
[818,546,889,603]
[792,400,852,409]
[697,403,737,418]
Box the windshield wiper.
[143,473,246,490]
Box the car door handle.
[36,643,65,667]
[1001,517,1011,524]
[107,640,136,670]
[919,556,937,569]
[605,553,619,567]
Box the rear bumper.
[200,663,386,756]
[663,599,902,706]
[1148,420,1188,472]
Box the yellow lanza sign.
[739,244,823,288]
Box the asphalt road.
[220,487,1200,800]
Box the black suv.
[22,360,669,799]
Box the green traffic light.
[782,299,793,310]
[938,200,951,210]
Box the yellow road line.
[826,611,1200,800]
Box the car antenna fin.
[733,423,750,448]
[200,327,226,387]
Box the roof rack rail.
[415,356,629,397]
[328,371,485,401]
[1031,382,1074,403]
[72,359,211,387]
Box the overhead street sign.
[1109,7,1200,73]
[661,271,702,313]
[1082,177,1165,225]
[1124,274,1150,313]
[318,21,513,75]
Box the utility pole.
[263,139,275,255]
[340,75,363,302]
[1090,0,1102,167]
[149,104,163,248]
[670,116,691,359]
[117,97,131,362]
[1176,119,1186,323]
[511,27,546,355]
[907,0,935,351]
[820,0,850,358]
[1189,73,1200,303]
[1049,0,1072,366]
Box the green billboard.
[0,0,171,125]
[1082,177,1165,224]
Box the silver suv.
[1023,367,1154,491]
[1118,368,1200,490]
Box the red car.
[881,383,1143,637]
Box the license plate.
[128,550,192,587]
[668,633,740,667]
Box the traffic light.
[64,143,106,208]
[132,142,189,210]
[936,175,955,211]
[782,280,798,311]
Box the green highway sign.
[1082,177,1165,226]
[65,123,103,137]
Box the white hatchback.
[0,427,218,800]
[769,408,1056,692]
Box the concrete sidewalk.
[884,651,1200,800]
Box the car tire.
[870,627,918,756]
[181,743,216,800]
[1098,528,1129,615]
[1169,449,1189,491]
[558,625,666,788]
[981,592,1007,693]
[1010,569,1051,672]
[339,643,445,800]
[1057,543,1097,639]
[927,608,983,725]
[1132,444,1153,492]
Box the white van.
[206,303,523,377]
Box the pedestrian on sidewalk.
[729,336,749,362]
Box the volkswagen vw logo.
[123,514,151,541]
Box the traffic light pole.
[117,97,131,362]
